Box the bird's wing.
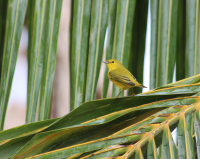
[109,71,135,86]
[130,74,138,82]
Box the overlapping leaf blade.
[24,134,141,159]
[26,0,46,123]
[45,95,176,131]
[85,0,108,102]
[185,0,200,77]
[139,83,200,96]
[147,137,157,159]
[152,74,200,90]
[194,109,200,159]
[70,0,92,110]
[150,0,159,89]
[0,0,8,78]
[38,0,63,121]
[135,148,144,159]
[162,127,178,159]
[176,0,186,81]
[0,118,57,144]
[27,0,34,86]
[128,0,148,95]
[0,0,28,130]
[81,145,129,158]
[0,136,33,159]
[177,117,195,159]
[151,0,178,88]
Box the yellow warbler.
[103,59,147,97]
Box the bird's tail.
[140,85,147,88]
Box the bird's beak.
[102,61,109,64]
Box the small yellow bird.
[103,59,147,97]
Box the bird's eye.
[112,61,114,63]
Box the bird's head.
[102,59,123,70]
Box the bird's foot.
[131,88,135,96]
